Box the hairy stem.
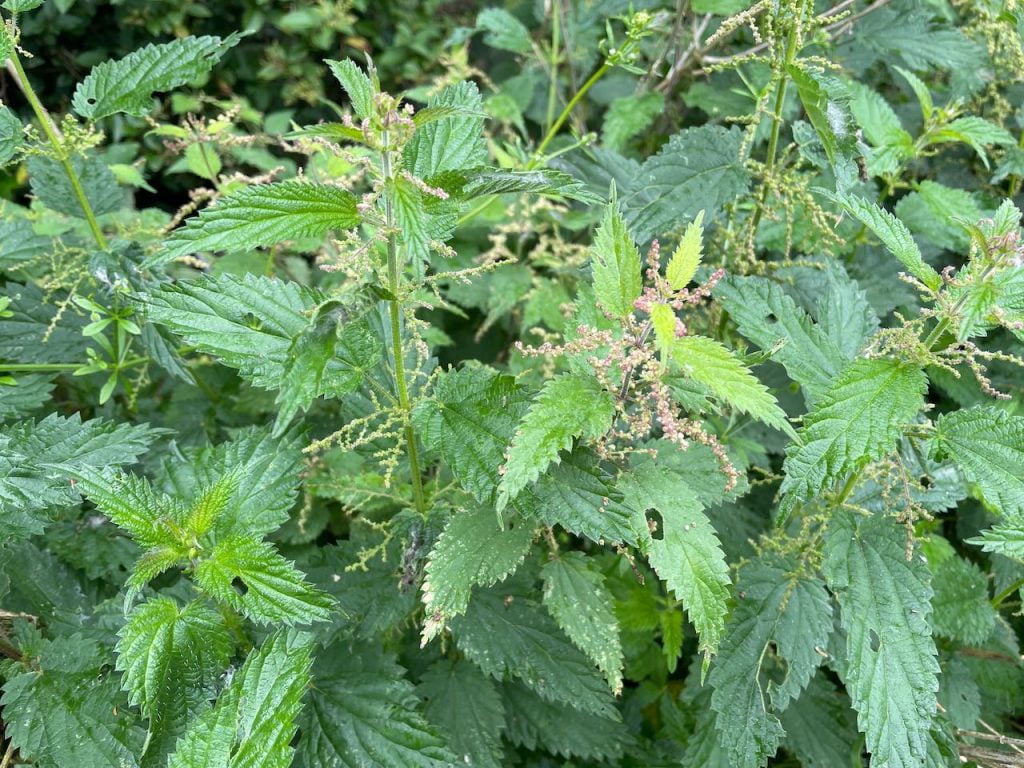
[381,136,428,517]
[8,50,108,250]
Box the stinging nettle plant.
[1,1,1024,767]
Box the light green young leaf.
[326,58,375,120]
[195,536,334,625]
[299,643,455,768]
[421,507,535,643]
[779,358,927,521]
[672,335,792,434]
[831,192,942,291]
[666,210,704,290]
[403,81,487,178]
[417,660,506,768]
[708,557,833,768]
[69,466,178,550]
[823,511,940,768]
[73,35,240,120]
[162,181,359,258]
[452,584,619,718]
[620,463,730,661]
[499,374,615,506]
[590,202,642,318]
[542,552,624,693]
[936,406,1024,518]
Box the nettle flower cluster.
[518,209,742,490]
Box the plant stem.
[529,61,609,168]
[544,0,561,133]
[8,50,108,251]
[0,357,148,373]
[381,137,428,517]
[992,577,1024,609]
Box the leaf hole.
[766,312,778,323]
[231,576,249,596]
[648,510,664,541]
[919,476,932,490]
[868,628,880,652]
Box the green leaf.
[831,192,942,291]
[787,66,859,189]
[298,643,455,768]
[541,552,624,693]
[2,0,45,11]
[27,153,123,218]
[823,510,940,768]
[69,466,179,550]
[168,630,313,768]
[717,275,845,405]
[162,181,359,258]
[895,181,983,252]
[404,81,487,178]
[458,168,601,202]
[326,58,375,120]
[499,373,615,506]
[620,463,730,660]
[590,201,642,318]
[925,116,1015,168]
[779,674,859,768]
[622,125,750,242]
[417,659,506,768]
[72,35,238,119]
[779,358,927,521]
[968,522,1024,560]
[0,374,53,419]
[708,557,834,768]
[671,335,792,434]
[935,406,1024,518]
[816,261,880,360]
[666,210,705,290]
[476,8,533,53]
[930,556,996,646]
[602,91,665,152]
[195,536,334,625]
[452,583,619,717]
[0,104,23,166]
[421,507,535,642]
[501,680,631,761]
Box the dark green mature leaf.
[708,557,833,768]
[780,674,859,768]
[476,7,532,53]
[542,551,624,693]
[718,275,845,405]
[162,181,359,258]
[452,583,619,717]
[27,154,123,218]
[501,680,631,761]
[421,506,535,642]
[0,104,23,166]
[936,406,1024,518]
[417,659,505,768]
[620,463,730,661]
[780,358,927,521]
[168,630,313,768]
[590,201,642,318]
[195,536,334,625]
[298,643,455,768]
[0,218,52,268]
[499,373,614,506]
[968,522,1024,560]
[787,66,859,190]
[602,91,665,152]
[0,374,53,418]
[816,261,879,360]
[824,511,940,768]
[404,81,487,178]
[458,168,602,202]
[622,125,749,242]
[72,35,239,119]
[930,556,996,646]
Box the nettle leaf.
[451,583,619,717]
[926,116,1015,168]
[168,630,312,768]
[116,598,232,758]
[162,181,359,258]
[717,275,845,405]
[458,168,601,203]
[417,659,506,768]
[0,218,52,268]
[421,506,535,642]
[823,511,940,768]
[831,192,942,291]
[622,124,749,242]
[602,91,665,153]
[779,674,859,768]
[780,358,927,521]
[968,523,1024,560]
[708,557,834,768]
[0,374,53,419]
[404,81,487,178]
[671,335,792,434]
[816,261,880,360]
[326,58,375,119]
[501,680,631,761]
[930,555,996,646]
[620,462,730,661]
[935,406,1024,517]
[72,34,239,120]
[299,643,455,768]
[475,7,533,54]
[27,153,122,218]
[195,537,334,625]
[590,201,642,318]
[0,104,24,166]
[69,466,178,550]
[541,552,624,694]
[498,373,614,507]
[895,181,983,252]
[787,66,859,190]
[666,210,704,290]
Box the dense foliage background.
[2,0,1024,766]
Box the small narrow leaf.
[326,58,375,120]
[590,202,642,318]
[666,210,704,290]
